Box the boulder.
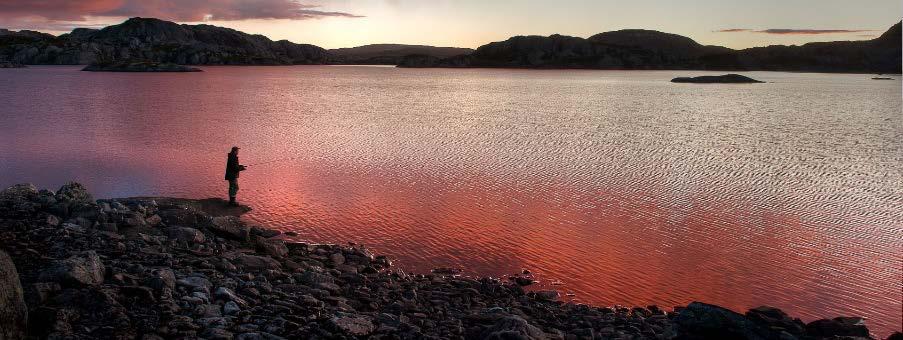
[481,315,547,340]
[166,227,206,244]
[330,314,375,336]
[256,238,288,258]
[674,302,765,339]
[54,182,93,204]
[40,251,105,287]
[210,216,250,241]
[0,250,27,340]
[745,306,805,336]
[234,254,281,271]
[805,317,870,337]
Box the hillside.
[400,22,902,73]
[328,44,473,65]
[0,17,328,65]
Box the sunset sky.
[1,0,900,49]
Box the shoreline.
[0,182,891,339]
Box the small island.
[671,74,764,83]
[82,60,201,72]
[0,60,25,68]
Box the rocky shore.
[0,182,894,339]
[82,61,202,72]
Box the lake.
[1,65,900,335]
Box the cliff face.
[401,22,902,73]
[0,17,328,65]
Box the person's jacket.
[225,153,244,180]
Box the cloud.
[0,0,362,31]
[715,27,874,35]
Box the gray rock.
[214,287,247,306]
[166,226,206,244]
[177,276,212,295]
[481,315,547,340]
[330,314,375,336]
[210,216,250,241]
[223,301,240,316]
[256,238,288,258]
[234,254,281,271]
[40,251,105,286]
[0,250,27,340]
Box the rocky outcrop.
[82,60,202,72]
[400,21,902,73]
[0,17,328,65]
[0,182,882,339]
[0,250,27,340]
[0,60,24,68]
[671,74,764,83]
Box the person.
[224,146,247,206]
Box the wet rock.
[481,315,547,340]
[210,216,250,241]
[532,290,559,301]
[214,287,247,306]
[805,317,870,337]
[257,238,288,258]
[0,250,27,340]
[675,302,764,339]
[40,251,105,287]
[251,226,281,238]
[745,306,805,336]
[330,314,375,336]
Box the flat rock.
[331,314,375,336]
[0,250,27,340]
[40,251,105,287]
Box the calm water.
[1,66,901,335]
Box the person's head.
[231,146,240,155]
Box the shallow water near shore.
[1,65,901,336]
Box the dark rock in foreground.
[82,61,201,72]
[0,182,882,339]
[671,74,763,83]
[0,249,27,340]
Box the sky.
[0,0,900,49]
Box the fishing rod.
[243,156,304,167]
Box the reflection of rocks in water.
[0,181,882,339]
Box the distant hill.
[0,17,328,65]
[401,22,902,73]
[328,44,473,65]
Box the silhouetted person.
[224,146,247,206]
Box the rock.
[329,253,345,265]
[0,250,27,340]
[251,226,281,238]
[146,268,176,291]
[675,302,765,339]
[805,317,870,337]
[210,216,250,241]
[166,226,206,244]
[213,287,247,306]
[177,276,212,295]
[234,254,281,271]
[533,290,559,301]
[256,238,288,258]
[330,314,375,336]
[201,328,233,340]
[670,74,764,83]
[54,182,93,204]
[223,301,240,316]
[481,315,547,340]
[745,306,805,336]
[40,251,105,286]
[82,60,202,72]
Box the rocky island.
[670,74,764,83]
[0,182,892,339]
[82,60,201,72]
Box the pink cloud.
[0,0,362,30]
